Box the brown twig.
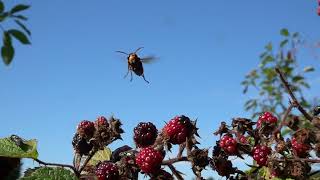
[168,164,184,180]
[273,103,294,137]
[275,68,313,121]
[34,158,80,177]
[78,150,97,174]
[162,156,188,165]
[272,157,320,163]
[177,144,185,158]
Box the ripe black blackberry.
[95,161,119,180]
[133,122,158,148]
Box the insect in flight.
[116,47,156,83]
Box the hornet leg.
[124,64,130,78]
[142,74,150,83]
[130,71,133,82]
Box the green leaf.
[303,66,315,72]
[3,31,11,45]
[265,42,272,51]
[21,167,77,180]
[12,15,28,21]
[0,137,38,159]
[87,147,112,166]
[281,128,292,137]
[280,28,289,36]
[8,29,30,44]
[0,1,4,13]
[14,20,31,36]
[0,12,8,22]
[292,75,304,82]
[260,55,274,67]
[10,4,30,14]
[2,44,14,65]
[280,39,288,47]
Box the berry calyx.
[151,169,173,180]
[77,120,95,138]
[133,122,158,148]
[135,147,164,173]
[257,112,278,128]
[163,115,193,144]
[291,137,311,157]
[95,161,119,180]
[252,145,271,166]
[219,135,237,154]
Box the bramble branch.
[275,68,313,121]
[162,156,188,165]
[34,158,80,177]
[273,102,294,136]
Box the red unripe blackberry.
[95,161,119,180]
[318,7,320,16]
[219,135,237,154]
[257,112,278,128]
[95,116,109,128]
[252,145,271,166]
[163,115,192,144]
[135,147,164,173]
[238,135,248,144]
[134,122,158,148]
[291,137,311,157]
[77,120,95,138]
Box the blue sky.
[1,0,320,179]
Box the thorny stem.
[273,103,294,137]
[162,156,188,165]
[177,144,185,158]
[186,137,192,157]
[275,68,313,121]
[168,164,184,180]
[34,158,80,177]
[78,149,97,174]
[272,157,320,164]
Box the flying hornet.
[116,47,156,83]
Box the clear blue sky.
[1,0,320,179]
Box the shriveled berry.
[163,115,193,144]
[151,169,173,180]
[72,133,93,155]
[257,112,278,128]
[135,147,164,173]
[252,145,271,166]
[219,135,237,154]
[95,161,119,180]
[291,137,311,157]
[134,122,158,148]
[77,120,95,138]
